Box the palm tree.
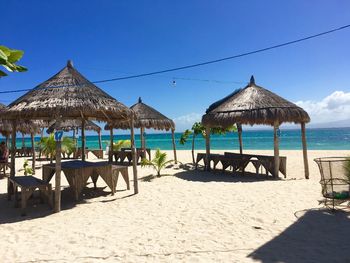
[113,140,131,151]
[38,134,76,163]
[141,149,173,177]
[180,122,237,164]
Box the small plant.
[23,160,33,176]
[113,140,131,151]
[141,149,173,177]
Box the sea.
[8,127,350,151]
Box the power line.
[1,23,349,95]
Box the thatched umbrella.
[202,76,311,178]
[0,104,43,173]
[47,119,103,150]
[105,97,177,163]
[2,60,138,212]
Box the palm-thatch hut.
[47,119,103,150]
[105,97,177,163]
[1,60,137,212]
[0,104,44,173]
[202,76,310,179]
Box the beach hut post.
[54,117,62,212]
[171,128,177,164]
[109,127,114,162]
[301,122,309,179]
[98,130,102,150]
[81,118,86,161]
[273,121,280,178]
[31,132,36,174]
[21,133,25,148]
[140,126,145,149]
[130,116,139,194]
[205,126,210,170]
[5,135,9,148]
[237,123,243,154]
[10,120,16,177]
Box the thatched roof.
[2,60,133,122]
[106,97,175,131]
[0,103,43,136]
[46,119,101,134]
[202,76,310,127]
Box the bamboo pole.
[237,123,243,154]
[81,118,86,161]
[205,127,210,171]
[171,128,177,164]
[31,133,36,175]
[301,122,310,179]
[39,128,44,158]
[273,121,280,178]
[10,121,16,177]
[140,126,145,150]
[130,117,139,194]
[98,130,102,150]
[21,133,25,148]
[54,118,62,213]
[109,127,114,162]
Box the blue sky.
[1,0,350,133]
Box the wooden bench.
[195,152,287,178]
[7,176,52,216]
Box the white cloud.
[173,112,202,131]
[295,91,350,124]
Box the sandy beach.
[0,149,349,263]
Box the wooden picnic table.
[7,176,52,216]
[195,152,287,178]
[42,160,129,200]
[113,148,151,164]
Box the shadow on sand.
[0,182,125,224]
[248,209,350,263]
[175,163,280,183]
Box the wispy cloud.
[173,112,202,131]
[295,91,350,124]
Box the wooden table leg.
[121,169,130,190]
[21,188,27,216]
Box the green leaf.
[7,49,24,63]
[0,49,7,63]
[0,46,11,56]
[0,70,7,77]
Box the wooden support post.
[301,122,310,179]
[10,121,16,177]
[273,121,280,178]
[21,133,25,148]
[31,133,36,175]
[109,127,114,162]
[205,127,211,171]
[54,118,62,213]
[140,126,145,149]
[81,118,86,161]
[171,128,177,164]
[130,117,139,194]
[237,123,243,154]
[72,129,76,143]
[5,135,9,148]
[98,130,102,150]
[39,128,44,158]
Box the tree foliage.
[141,149,173,177]
[37,134,76,162]
[179,122,237,163]
[0,45,27,77]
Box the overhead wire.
[0,23,349,95]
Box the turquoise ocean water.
[8,127,350,150]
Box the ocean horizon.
[7,127,350,151]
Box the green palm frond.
[141,148,173,177]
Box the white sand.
[0,150,350,263]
